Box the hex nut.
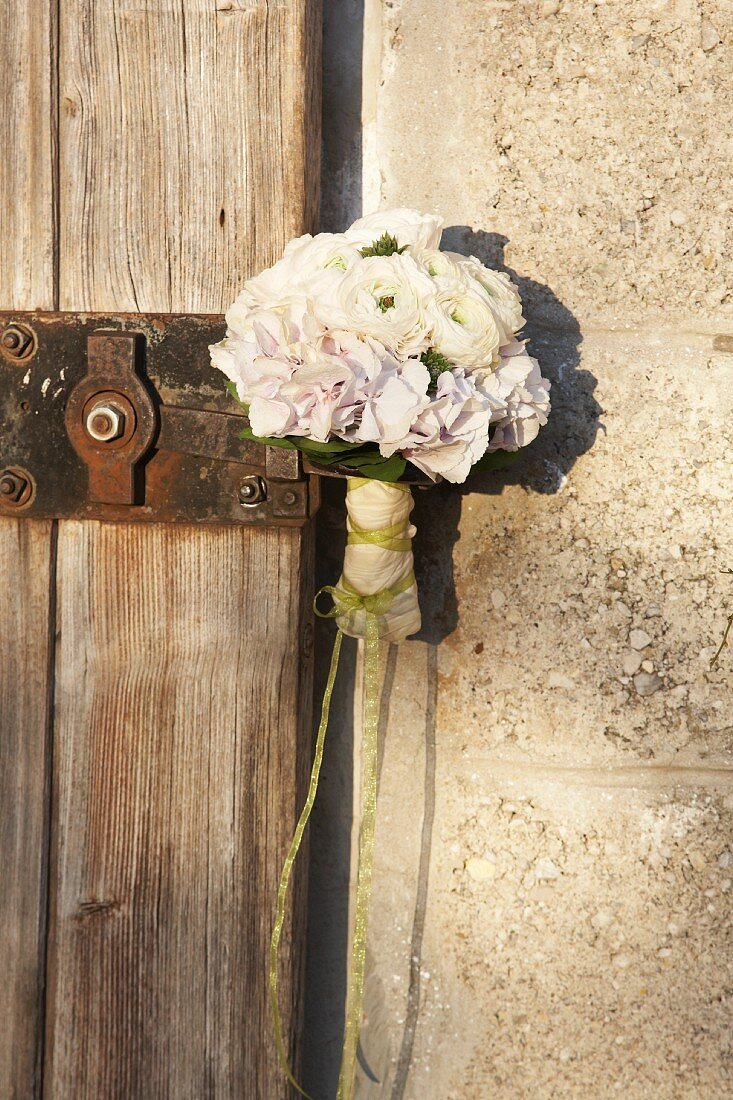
[238,475,267,506]
[0,323,37,362]
[85,401,126,442]
[0,467,33,507]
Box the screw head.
[238,475,266,506]
[282,489,297,506]
[85,401,125,442]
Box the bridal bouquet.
[211,209,551,1098]
[212,208,550,643]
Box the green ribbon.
[269,480,414,1100]
[347,518,412,553]
[337,607,379,1100]
[268,627,343,1100]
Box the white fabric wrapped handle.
[336,478,421,644]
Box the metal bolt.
[282,489,297,506]
[1,323,36,362]
[0,468,31,506]
[238,475,266,507]
[85,401,125,442]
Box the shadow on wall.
[302,3,365,1092]
[320,0,364,232]
[414,226,603,645]
[304,481,355,1096]
[304,230,601,1096]
[312,0,598,1070]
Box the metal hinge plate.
[0,312,319,526]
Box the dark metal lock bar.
[0,311,318,526]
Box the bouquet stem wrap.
[335,478,421,643]
[269,479,420,1100]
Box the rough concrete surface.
[377,0,732,326]
[308,3,733,1098]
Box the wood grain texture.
[0,2,57,1095]
[59,0,321,313]
[0,0,57,310]
[45,523,314,1098]
[0,521,56,1099]
[45,2,321,1093]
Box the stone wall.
[308,3,733,1096]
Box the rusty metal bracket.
[0,311,319,526]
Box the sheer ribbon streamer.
[269,479,419,1100]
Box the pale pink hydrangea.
[479,341,552,452]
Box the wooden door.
[0,3,320,1097]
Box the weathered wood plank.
[0,2,57,1096]
[0,521,56,1100]
[0,0,57,311]
[58,0,321,313]
[46,0,320,1095]
[46,523,313,1097]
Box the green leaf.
[238,425,296,449]
[363,455,407,481]
[339,453,407,482]
[471,449,522,473]
[296,449,348,467]
[224,380,248,411]
[294,436,365,456]
[359,233,408,258]
[338,451,392,468]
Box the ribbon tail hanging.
[271,479,418,1100]
[337,612,381,1099]
[269,627,344,1100]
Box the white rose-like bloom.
[345,207,444,251]
[225,233,361,332]
[479,344,551,451]
[335,479,421,644]
[413,247,465,285]
[315,252,436,358]
[450,254,525,344]
[427,279,502,370]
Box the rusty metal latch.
[0,312,319,526]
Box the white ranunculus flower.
[316,253,436,358]
[281,232,363,286]
[413,248,465,285]
[226,266,285,317]
[427,281,501,370]
[450,254,525,343]
[225,233,360,329]
[345,208,444,251]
